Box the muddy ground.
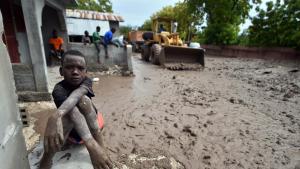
[23,53,300,169]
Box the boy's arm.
[44,86,88,152]
[56,86,88,117]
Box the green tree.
[248,0,300,48]
[119,25,133,39]
[140,19,152,31]
[68,0,113,13]
[140,6,175,31]
[186,0,261,45]
[174,2,204,41]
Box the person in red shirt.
[49,29,64,61]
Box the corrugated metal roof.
[66,9,124,22]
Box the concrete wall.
[16,32,31,64]
[21,0,49,92]
[202,45,300,60]
[12,64,36,91]
[67,42,133,72]
[0,12,30,169]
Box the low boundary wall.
[67,43,133,72]
[202,45,300,60]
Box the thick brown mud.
[24,54,300,169]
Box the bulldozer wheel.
[151,44,161,65]
[141,45,150,61]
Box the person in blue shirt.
[103,28,116,58]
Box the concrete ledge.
[86,63,109,72]
[18,91,52,102]
[67,43,133,72]
[202,45,300,60]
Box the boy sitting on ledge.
[39,50,112,169]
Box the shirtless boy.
[39,50,112,169]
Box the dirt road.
[25,54,300,169]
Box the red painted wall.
[0,0,21,63]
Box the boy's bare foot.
[85,139,113,169]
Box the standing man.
[103,28,116,58]
[92,26,102,63]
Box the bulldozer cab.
[151,17,182,46]
[152,17,174,33]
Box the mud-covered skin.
[39,55,112,169]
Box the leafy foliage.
[68,0,113,13]
[186,0,261,45]
[248,0,300,48]
[119,25,133,38]
[141,0,299,48]
[140,19,152,31]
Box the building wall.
[12,64,36,91]
[0,12,30,169]
[0,0,21,63]
[66,18,110,36]
[16,32,31,64]
[21,0,49,93]
[12,3,31,64]
[109,21,120,36]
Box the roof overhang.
[66,9,124,22]
[62,0,77,5]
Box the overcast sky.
[110,0,181,26]
[110,0,272,32]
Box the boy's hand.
[44,113,64,152]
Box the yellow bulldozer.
[141,17,205,69]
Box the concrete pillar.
[126,45,133,72]
[21,0,49,92]
[0,12,30,169]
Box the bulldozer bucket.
[159,46,205,69]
